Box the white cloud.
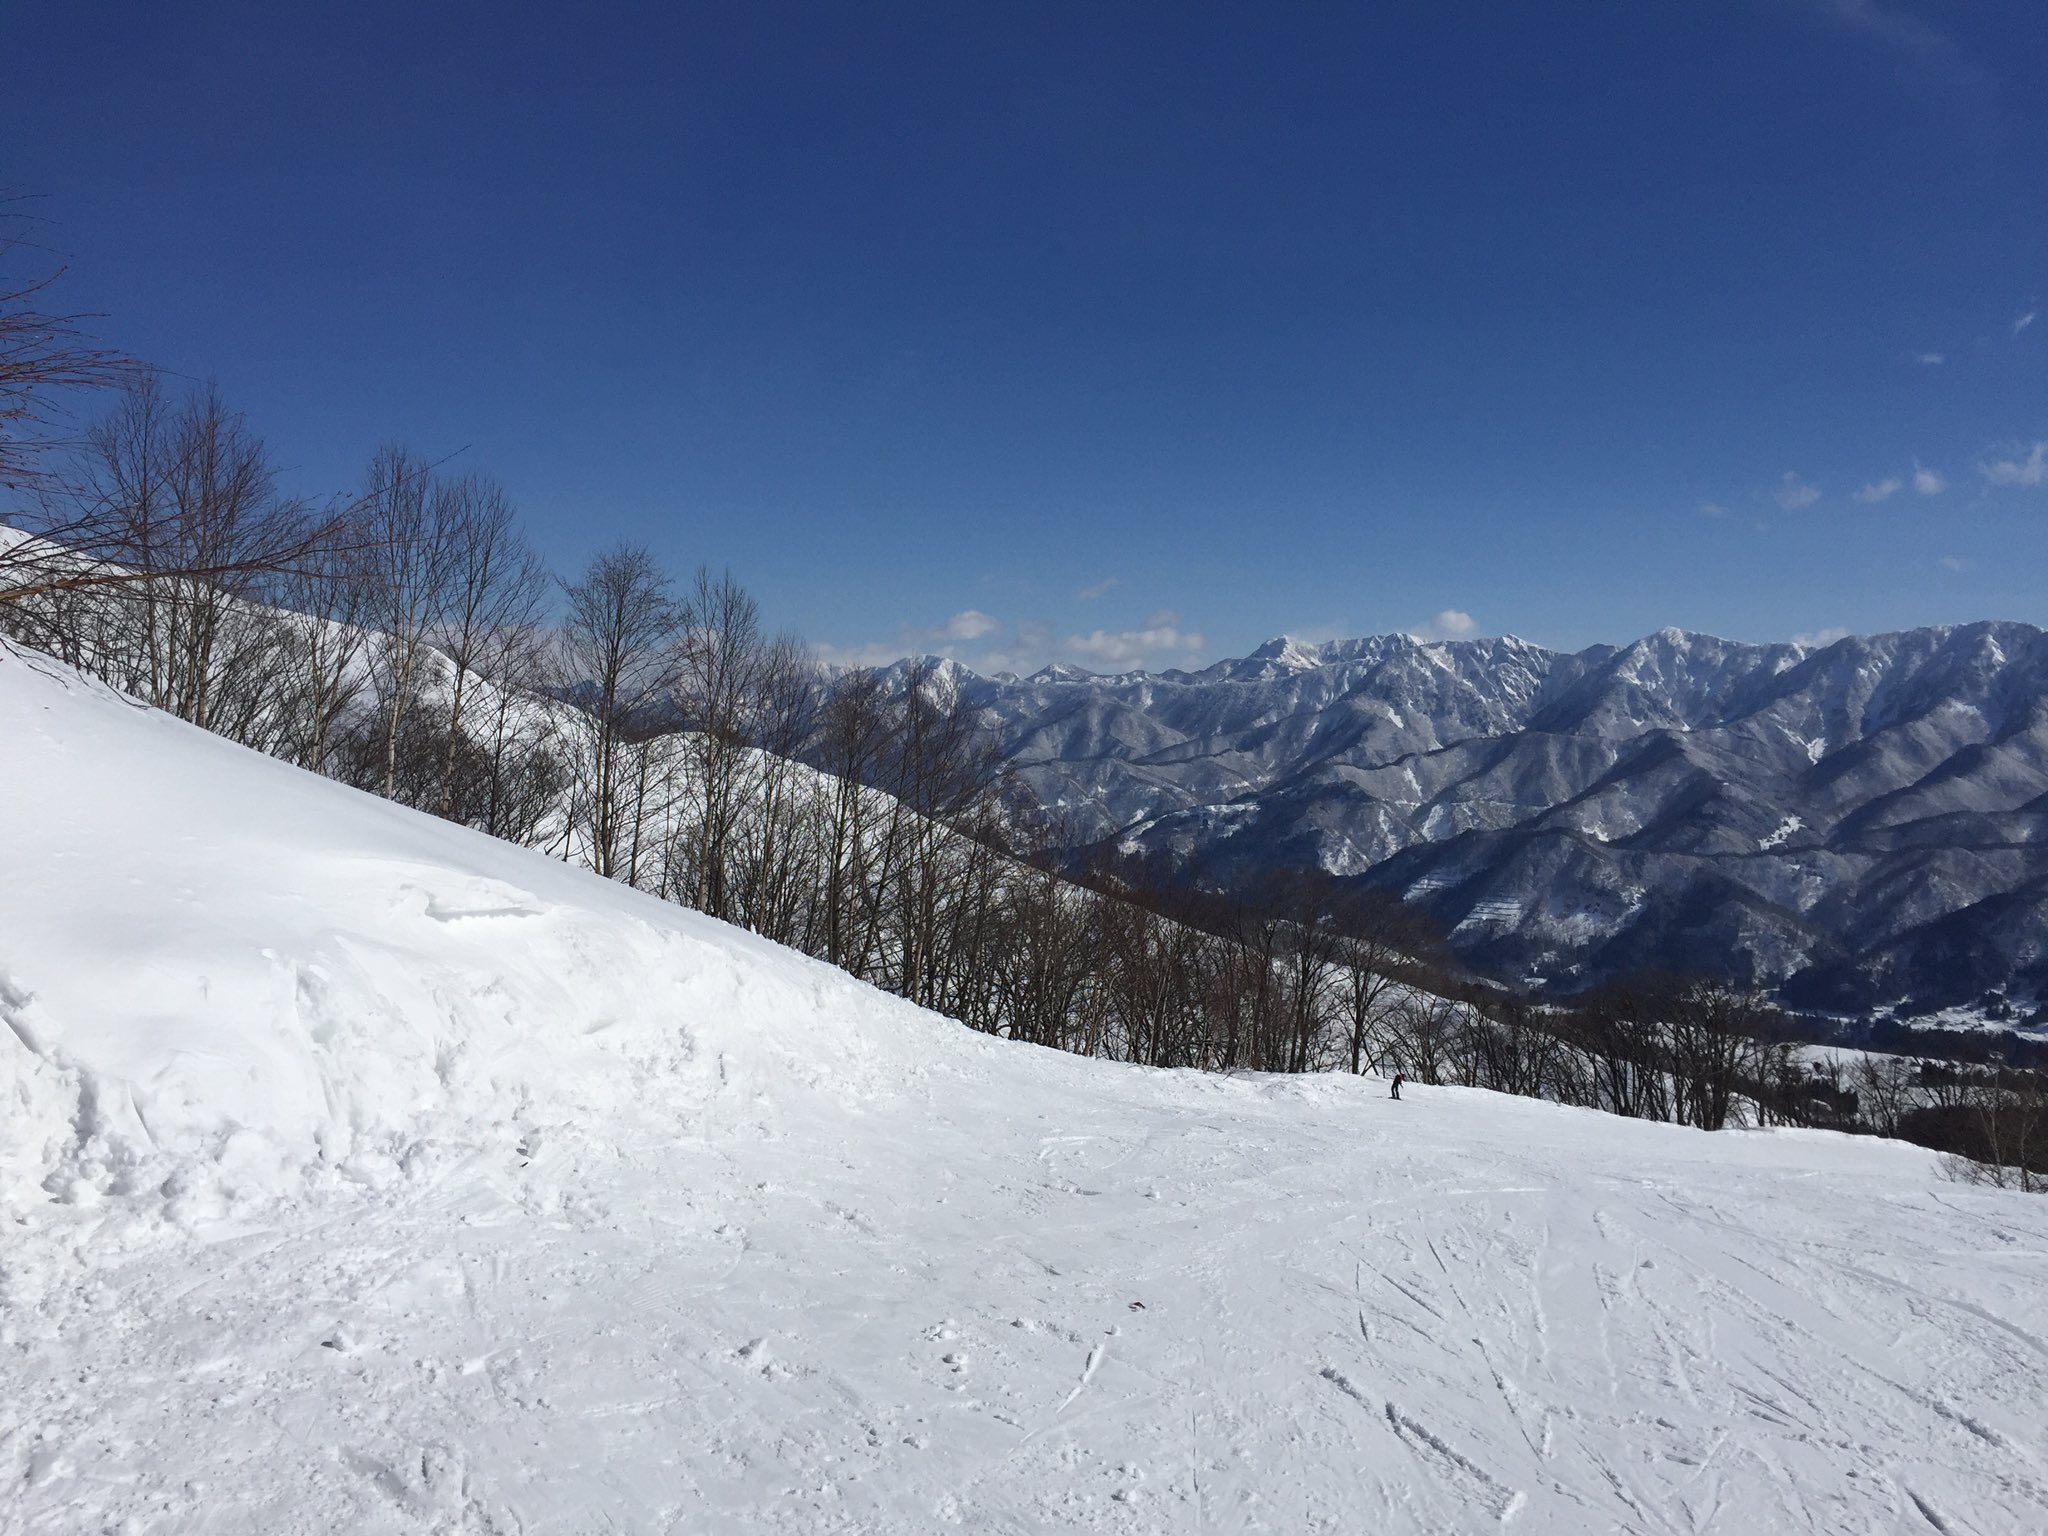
[810,637,923,671]
[1075,577,1119,601]
[1793,626,1850,648]
[1982,442,2048,487]
[814,609,1008,671]
[1405,609,1480,642]
[1938,555,1971,572]
[941,609,999,641]
[1775,472,1823,510]
[1063,615,1206,671]
[1697,501,1729,519]
[1854,467,1942,502]
[822,602,1218,677]
[1801,1,1988,99]
[2017,310,2038,336]
[1916,352,1945,365]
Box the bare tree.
[1955,1068,2048,1193]
[1668,979,1775,1131]
[1852,1052,1918,1140]
[356,446,459,802]
[4,377,315,743]
[882,660,1008,1012]
[1334,891,1416,1076]
[815,667,895,977]
[726,634,823,947]
[991,843,1105,1051]
[1469,995,1567,1100]
[1567,977,1675,1121]
[559,543,683,880]
[1212,890,1284,1071]
[1274,874,1343,1074]
[0,205,134,495]
[4,377,343,618]
[117,380,294,730]
[673,567,769,921]
[1100,893,1209,1069]
[1385,989,1465,1086]
[427,474,550,822]
[464,613,570,846]
[269,517,373,774]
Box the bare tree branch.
[0,201,138,491]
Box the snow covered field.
[5,643,2048,1535]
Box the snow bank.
[0,641,962,1224]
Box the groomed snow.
[4,643,2047,1534]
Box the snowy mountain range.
[915,622,2048,1007]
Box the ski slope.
[4,641,2047,1535]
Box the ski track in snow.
[4,650,2048,1533]
[10,1071,2048,1534]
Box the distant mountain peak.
[1245,634,1327,670]
[946,618,2048,1006]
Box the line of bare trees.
[1054,881,1817,1134]
[4,378,569,842]
[1802,1051,2047,1193]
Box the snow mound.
[0,641,957,1224]
[6,642,2048,1534]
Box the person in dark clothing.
[1391,1072,1405,1100]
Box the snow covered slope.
[4,642,2047,1535]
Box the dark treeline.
[1795,1052,2048,1193]
[5,372,2043,1191]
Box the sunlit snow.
[4,645,2046,1534]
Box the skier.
[1390,1071,1405,1101]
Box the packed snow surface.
[4,644,2048,1534]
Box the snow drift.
[4,640,2047,1534]
[0,639,942,1225]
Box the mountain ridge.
[894,620,2048,1006]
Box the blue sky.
[5,0,2044,671]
